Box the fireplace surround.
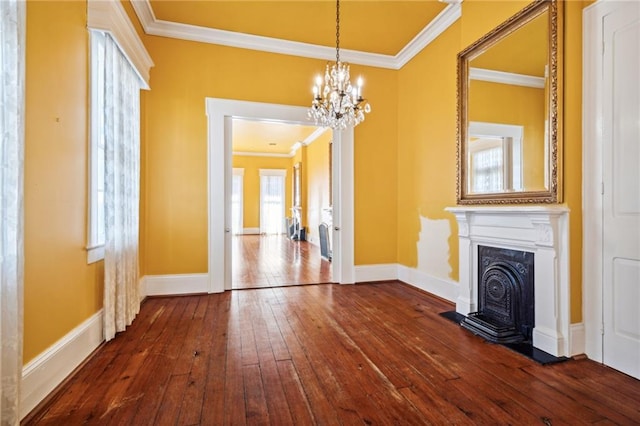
[446,206,570,357]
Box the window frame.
[87,30,106,264]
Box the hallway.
[232,235,332,289]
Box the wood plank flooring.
[232,235,331,289]
[25,282,640,425]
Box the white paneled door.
[602,0,640,380]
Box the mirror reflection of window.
[470,137,505,193]
[468,122,524,194]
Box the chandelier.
[308,0,371,130]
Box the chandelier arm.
[308,0,370,129]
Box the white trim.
[86,245,104,264]
[397,264,459,303]
[355,264,399,283]
[232,168,244,176]
[87,0,153,87]
[582,0,608,364]
[259,168,287,177]
[395,2,462,68]
[570,323,586,357]
[242,227,260,235]
[233,151,293,158]
[447,206,571,357]
[302,127,330,146]
[290,127,331,156]
[468,121,524,140]
[142,273,209,296]
[130,0,461,70]
[206,98,354,292]
[470,67,545,89]
[21,310,104,420]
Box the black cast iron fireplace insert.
[461,245,534,344]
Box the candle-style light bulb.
[357,77,363,98]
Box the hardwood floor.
[25,282,640,425]
[232,235,331,289]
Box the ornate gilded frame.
[456,0,563,204]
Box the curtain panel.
[0,0,26,423]
[100,33,142,341]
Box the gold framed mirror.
[457,0,563,204]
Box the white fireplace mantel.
[446,206,571,357]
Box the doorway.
[230,119,332,289]
[206,98,355,293]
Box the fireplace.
[446,206,573,357]
[462,246,534,343]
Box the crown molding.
[290,126,331,155]
[303,126,330,146]
[233,151,293,158]
[130,0,462,70]
[88,0,153,87]
[470,67,545,89]
[395,1,462,68]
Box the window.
[87,30,107,263]
[87,30,143,263]
[471,140,504,193]
[231,168,244,234]
[259,169,286,234]
[468,122,524,193]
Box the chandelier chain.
[335,0,340,63]
[307,0,371,130]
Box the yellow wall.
[141,34,398,274]
[231,155,292,229]
[398,0,586,322]
[23,1,103,363]
[305,132,332,244]
[397,18,461,279]
[564,0,587,321]
[21,0,591,368]
[469,80,546,190]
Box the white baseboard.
[142,273,209,296]
[355,264,399,282]
[243,227,260,235]
[306,235,319,246]
[397,264,458,303]
[21,309,104,420]
[570,322,585,356]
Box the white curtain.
[101,33,142,341]
[0,0,25,423]
[472,146,503,193]
[260,173,285,234]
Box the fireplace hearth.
[462,246,534,344]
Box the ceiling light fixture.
[308,0,371,130]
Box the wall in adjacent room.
[231,155,292,230]
[305,132,332,245]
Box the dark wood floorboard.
[232,235,331,289]
[24,282,640,425]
